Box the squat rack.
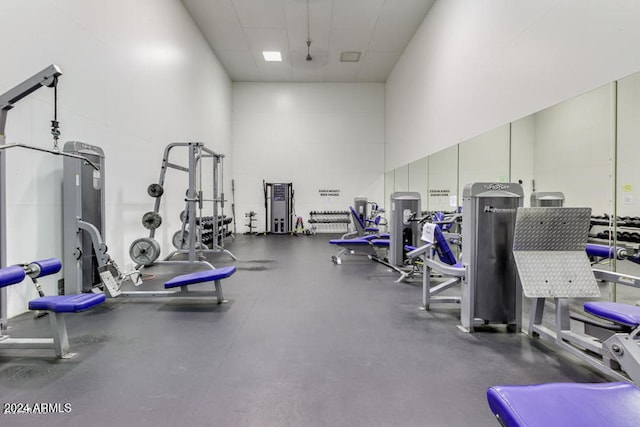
[130,142,236,270]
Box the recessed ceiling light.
[340,51,361,62]
[263,51,282,62]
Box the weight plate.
[142,211,162,230]
[129,237,161,266]
[179,210,188,223]
[172,230,189,250]
[147,183,164,198]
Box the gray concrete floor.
[0,234,612,426]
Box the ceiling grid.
[181,0,435,82]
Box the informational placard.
[318,189,340,197]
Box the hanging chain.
[50,77,60,150]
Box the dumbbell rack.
[307,210,350,234]
[589,215,640,261]
[129,142,236,269]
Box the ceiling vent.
[340,52,361,62]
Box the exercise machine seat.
[370,239,389,247]
[584,301,640,327]
[487,382,640,427]
[165,266,237,289]
[28,293,106,313]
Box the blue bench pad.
[329,238,372,246]
[29,293,106,313]
[165,266,237,289]
[583,301,640,327]
[370,239,389,247]
[487,382,640,427]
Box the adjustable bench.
[487,382,640,427]
[164,265,236,304]
[0,258,105,358]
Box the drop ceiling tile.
[368,0,434,51]
[182,0,247,51]
[182,0,432,82]
[332,0,384,31]
[329,28,371,51]
[232,0,287,28]
[324,62,360,82]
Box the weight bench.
[0,258,105,358]
[487,382,640,427]
[515,207,640,383]
[163,266,236,304]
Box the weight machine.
[263,181,294,234]
[0,64,106,328]
[129,142,236,275]
[407,183,524,332]
[62,141,133,295]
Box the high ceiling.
[181,0,434,82]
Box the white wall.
[617,72,640,217]
[533,84,613,214]
[386,0,640,171]
[1,0,230,317]
[232,83,384,233]
[458,124,510,197]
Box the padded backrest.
[422,223,457,266]
[349,206,366,235]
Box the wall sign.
[319,189,340,197]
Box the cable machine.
[0,65,105,327]
[263,181,294,234]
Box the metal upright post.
[0,134,6,329]
[187,143,197,262]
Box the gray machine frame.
[530,191,565,207]
[408,183,523,332]
[63,141,112,294]
[0,307,80,358]
[461,183,523,332]
[517,207,640,383]
[389,192,421,267]
[354,197,368,225]
[264,182,294,234]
